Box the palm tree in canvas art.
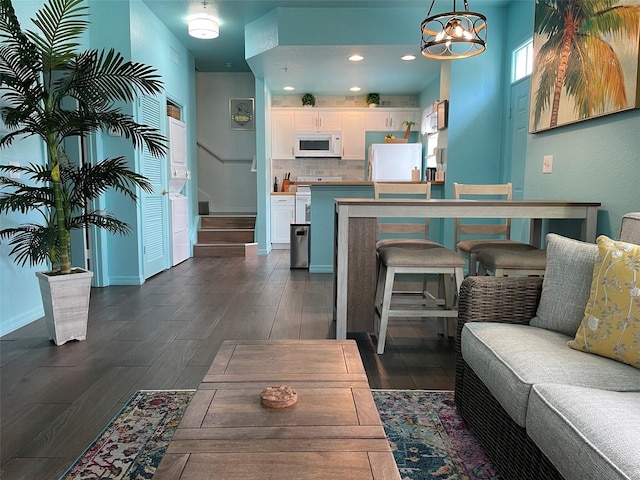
[530,0,640,132]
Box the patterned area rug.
[60,390,195,480]
[372,390,500,480]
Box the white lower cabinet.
[271,195,295,247]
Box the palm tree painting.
[529,0,640,132]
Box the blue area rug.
[59,390,195,480]
[373,390,499,480]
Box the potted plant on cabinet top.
[402,120,418,139]
[301,93,316,107]
[366,93,380,108]
[0,0,167,345]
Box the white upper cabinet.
[295,109,342,131]
[365,109,420,132]
[270,108,420,159]
[272,110,296,159]
[341,111,366,160]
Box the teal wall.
[0,1,79,335]
[0,0,196,335]
[414,5,509,249]
[525,108,640,239]
[276,7,424,46]
[309,185,373,273]
[256,78,272,254]
[505,0,639,239]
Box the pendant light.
[188,1,219,39]
[420,0,487,59]
[189,16,219,39]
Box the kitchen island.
[305,182,444,273]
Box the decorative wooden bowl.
[384,138,408,143]
[260,385,298,408]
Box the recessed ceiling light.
[350,86,361,92]
[283,86,295,91]
[401,55,416,61]
[349,55,364,62]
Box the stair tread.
[199,228,255,231]
[195,242,258,246]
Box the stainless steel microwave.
[294,131,342,158]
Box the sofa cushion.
[568,236,640,369]
[527,384,640,480]
[461,322,640,427]
[530,233,598,336]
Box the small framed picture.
[437,100,448,130]
[229,98,254,131]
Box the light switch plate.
[543,155,553,174]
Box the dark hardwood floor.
[0,250,455,479]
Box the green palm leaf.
[0,224,57,267]
[27,0,88,71]
[68,212,131,235]
[0,0,167,273]
[65,157,153,206]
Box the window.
[512,38,533,83]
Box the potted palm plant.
[402,120,418,139]
[0,0,167,345]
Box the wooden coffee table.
[154,339,399,479]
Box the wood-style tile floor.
[0,250,455,479]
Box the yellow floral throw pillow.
[568,235,640,369]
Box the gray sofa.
[455,213,640,480]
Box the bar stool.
[453,182,541,275]
[477,247,547,277]
[374,182,441,249]
[374,245,465,354]
[374,181,442,298]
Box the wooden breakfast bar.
[333,199,601,339]
[154,340,399,480]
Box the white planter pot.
[37,269,93,346]
[368,104,377,108]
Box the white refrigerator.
[368,143,423,181]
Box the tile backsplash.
[271,158,367,189]
[272,94,418,108]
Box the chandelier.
[420,0,487,60]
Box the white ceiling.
[142,0,503,96]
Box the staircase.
[194,214,258,257]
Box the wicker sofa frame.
[454,276,563,480]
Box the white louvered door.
[139,95,170,279]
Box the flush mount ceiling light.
[283,86,295,91]
[401,55,416,61]
[189,15,219,39]
[349,54,364,61]
[420,0,486,60]
[350,86,361,92]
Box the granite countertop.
[270,181,443,194]
[291,181,442,186]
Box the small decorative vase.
[369,104,377,108]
